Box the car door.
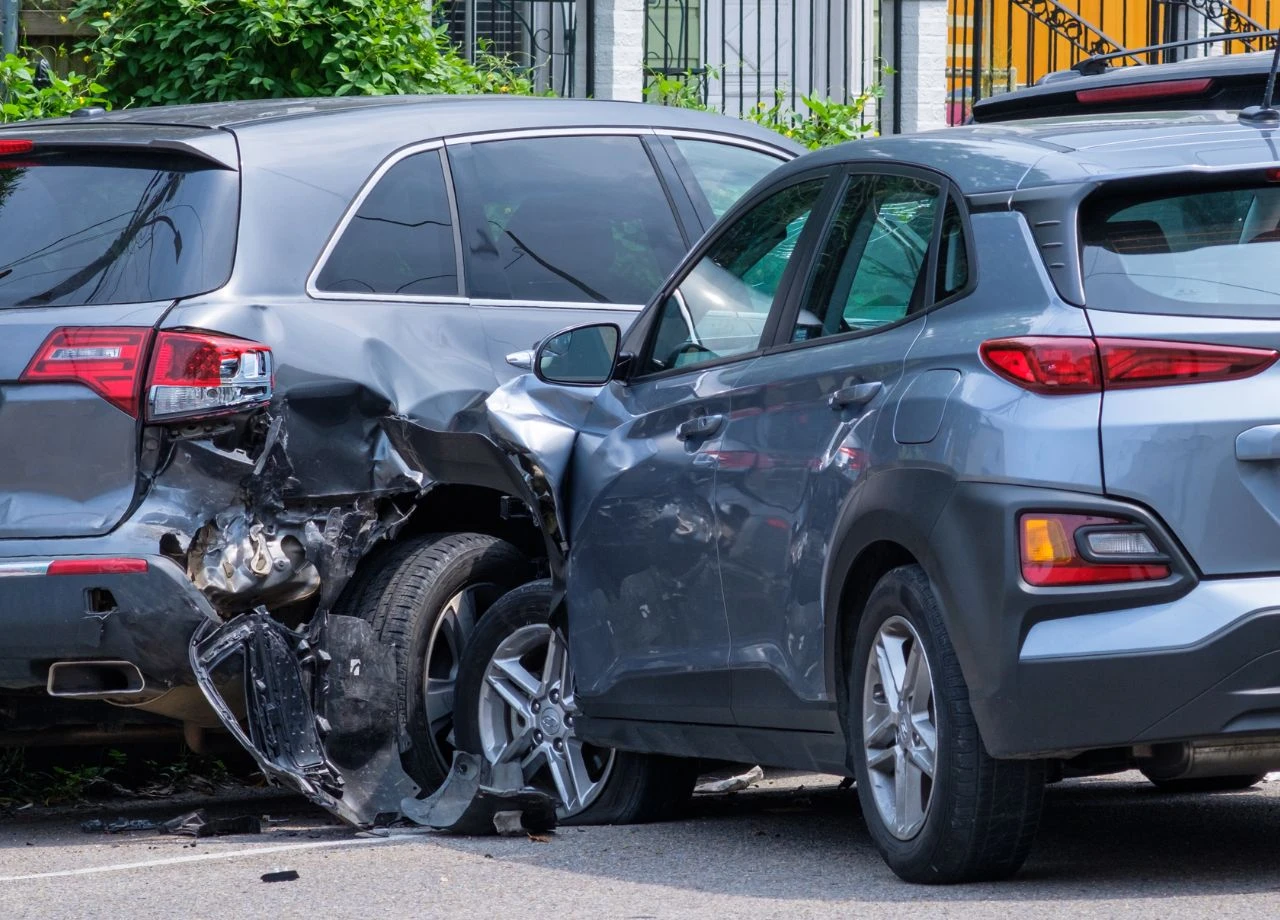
[713,168,967,729]
[565,173,833,725]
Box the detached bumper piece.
[191,610,418,828]
[400,751,558,835]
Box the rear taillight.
[1075,78,1214,106]
[1020,513,1170,586]
[147,330,273,421]
[47,558,148,576]
[0,139,34,156]
[21,327,151,416]
[981,337,1278,393]
[21,326,273,421]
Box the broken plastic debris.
[401,751,558,835]
[162,809,263,837]
[261,869,300,883]
[80,817,161,834]
[694,765,765,795]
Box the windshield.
[1080,183,1280,318]
[0,153,238,308]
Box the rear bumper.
[0,549,216,690]
[932,481,1280,757]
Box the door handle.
[1237,424,1280,461]
[828,381,882,410]
[676,413,725,442]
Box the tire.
[847,565,1046,884]
[454,580,696,824]
[351,532,532,794]
[1143,772,1267,793]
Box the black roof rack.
[1072,30,1277,76]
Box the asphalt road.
[2,771,1279,918]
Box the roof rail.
[1072,30,1278,75]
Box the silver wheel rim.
[422,584,499,773]
[477,623,615,818]
[862,615,937,841]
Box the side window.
[793,174,942,343]
[672,138,786,220]
[643,178,826,375]
[453,136,686,304]
[315,149,458,297]
[936,198,969,300]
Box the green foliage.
[648,68,882,149]
[71,0,534,108]
[0,53,109,122]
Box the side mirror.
[534,322,621,385]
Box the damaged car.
[0,97,797,812]
[436,111,1280,882]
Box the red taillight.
[981,337,1278,393]
[1020,513,1169,586]
[1075,78,1214,106]
[47,558,148,576]
[21,327,153,416]
[147,330,273,420]
[0,139,34,156]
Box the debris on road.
[401,752,558,836]
[260,869,300,883]
[80,809,263,836]
[695,766,765,795]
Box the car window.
[936,198,969,300]
[315,148,458,297]
[642,178,826,375]
[672,138,785,220]
[793,174,942,343]
[453,135,686,304]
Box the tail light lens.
[147,330,273,421]
[21,327,151,416]
[981,337,1278,393]
[1075,78,1213,106]
[21,327,273,421]
[1020,513,1170,586]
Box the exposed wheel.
[454,580,696,824]
[348,533,532,794]
[848,565,1046,884]
[1143,772,1267,793]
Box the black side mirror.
[534,322,621,385]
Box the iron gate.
[438,0,588,96]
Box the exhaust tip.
[47,660,147,700]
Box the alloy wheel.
[422,584,499,773]
[476,623,615,817]
[862,615,938,840]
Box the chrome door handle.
[829,381,882,410]
[676,413,725,441]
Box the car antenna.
[1240,30,1280,125]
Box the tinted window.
[936,198,969,300]
[643,178,825,374]
[1081,184,1280,317]
[673,138,784,219]
[793,175,941,343]
[0,154,237,308]
[315,149,458,297]
[455,136,685,304]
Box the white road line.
[0,835,407,882]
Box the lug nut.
[531,700,541,713]
[565,715,574,727]
[534,730,544,743]
[553,739,564,752]
[549,689,559,703]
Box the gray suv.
[446,110,1280,882]
[0,97,795,789]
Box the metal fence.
[438,0,589,96]
[947,0,1279,123]
[643,0,895,129]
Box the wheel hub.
[538,706,564,737]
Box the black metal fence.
[438,0,589,96]
[643,0,895,128]
[947,0,1277,123]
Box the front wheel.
[453,580,696,824]
[848,565,1046,884]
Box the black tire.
[454,580,696,825]
[350,532,532,794]
[847,565,1046,884]
[1143,772,1267,793]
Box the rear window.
[1081,183,1280,318]
[0,153,238,308]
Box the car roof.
[971,50,1276,122]
[0,95,795,150]
[776,111,1280,195]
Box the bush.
[0,53,108,122]
[71,0,532,108]
[647,68,880,149]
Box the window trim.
[306,139,468,303]
[657,132,794,231]
[762,163,979,357]
[623,167,843,384]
